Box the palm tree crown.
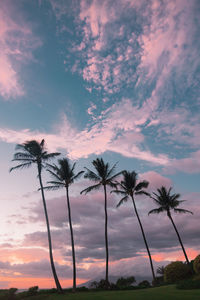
[112,170,149,207]
[148,186,193,216]
[81,158,122,193]
[10,139,60,174]
[46,158,84,189]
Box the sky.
[0,0,200,289]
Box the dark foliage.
[138,280,151,288]
[164,261,192,283]
[176,278,200,290]
[116,276,136,289]
[193,255,200,274]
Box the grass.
[1,285,199,300]
[44,285,200,300]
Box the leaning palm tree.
[10,140,62,293]
[148,186,193,265]
[80,158,122,287]
[111,170,156,282]
[45,158,84,292]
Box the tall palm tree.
[10,140,62,293]
[80,158,122,287]
[111,170,156,282]
[45,158,84,292]
[148,186,193,265]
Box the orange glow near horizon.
[0,248,199,289]
[0,277,87,289]
[149,248,199,262]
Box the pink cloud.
[139,171,172,192]
[164,150,200,174]
[0,99,170,165]
[0,2,41,99]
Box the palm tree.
[45,158,84,292]
[80,158,122,287]
[10,140,62,293]
[111,170,156,282]
[148,186,193,265]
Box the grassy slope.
[47,286,200,300]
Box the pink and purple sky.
[0,0,200,289]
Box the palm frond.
[108,170,123,182]
[135,190,150,197]
[12,158,35,162]
[116,195,129,207]
[107,181,118,189]
[110,189,127,195]
[80,183,101,194]
[84,167,100,182]
[148,207,165,215]
[13,152,34,160]
[47,180,65,186]
[10,162,32,172]
[72,171,84,181]
[43,152,60,161]
[43,185,64,191]
[106,162,118,178]
[46,168,62,182]
[135,180,149,191]
[174,208,193,215]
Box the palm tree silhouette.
[80,158,122,287]
[148,186,193,265]
[45,158,84,292]
[111,170,156,282]
[10,140,62,293]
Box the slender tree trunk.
[103,184,109,287]
[66,186,76,292]
[167,211,190,265]
[38,167,63,293]
[131,195,156,282]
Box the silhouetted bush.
[0,288,18,300]
[152,276,164,286]
[164,261,191,283]
[116,276,136,289]
[138,280,151,288]
[193,255,200,274]
[176,278,200,289]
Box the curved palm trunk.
[66,186,76,292]
[103,184,109,287]
[167,211,190,265]
[131,195,156,282]
[38,167,63,293]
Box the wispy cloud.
[0,1,41,99]
[0,99,170,165]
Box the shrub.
[138,280,151,288]
[28,286,38,295]
[164,261,191,283]
[176,278,200,289]
[152,276,164,286]
[0,288,18,300]
[193,255,200,274]
[116,276,136,289]
[89,281,99,289]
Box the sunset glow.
[0,0,199,290]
